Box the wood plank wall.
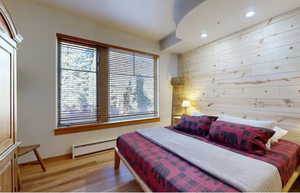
[171,77,185,118]
[178,7,300,144]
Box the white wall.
[3,0,178,162]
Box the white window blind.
[58,41,98,126]
[108,48,158,121]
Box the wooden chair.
[17,144,46,171]
[17,144,46,190]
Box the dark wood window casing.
[56,34,160,135]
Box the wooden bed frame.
[115,147,300,192]
[114,147,152,192]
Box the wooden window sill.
[54,117,160,135]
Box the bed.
[114,127,300,192]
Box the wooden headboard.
[177,7,300,144]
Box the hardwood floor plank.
[20,149,300,192]
[19,150,142,192]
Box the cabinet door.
[0,156,14,192]
[0,37,15,154]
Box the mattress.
[117,128,300,192]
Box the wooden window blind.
[108,48,158,121]
[57,35,158,128]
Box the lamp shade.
[182,100,191,108]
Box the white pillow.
[217,115,275,129]
[266,126,288,149]
[272,126,288,143]
[191,112,205,116]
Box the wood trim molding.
[56,33,159,57]
[54,117,160,135]
[0,0,22,43]
[99,47,109,123]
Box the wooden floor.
[19,150,142,192]
[20,149,300,192]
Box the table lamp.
[182,100,191,114]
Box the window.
[58,42,98,126]
[57,35,158,128]
[108,49,157,121]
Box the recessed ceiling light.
[246,11,255,18]
[201,33,208,38]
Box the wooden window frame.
[55,33,160,135]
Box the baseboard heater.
[72,139,116,159]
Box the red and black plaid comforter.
[117,129,300,192]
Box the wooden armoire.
[0,1,22,192]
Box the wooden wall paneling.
[178,7,300,144]
[171,77,185,124]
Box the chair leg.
[114,149,120,170]
[33,149,47,172]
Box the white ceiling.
[170,0,300,53]
[34,0,300,53]
[36,0,176,41]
